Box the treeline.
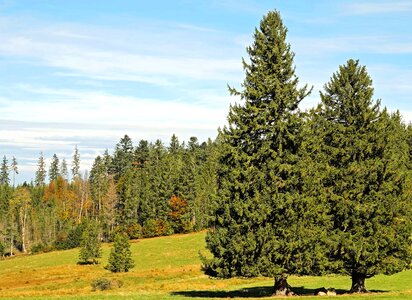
[0,135,219,255]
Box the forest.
[0,134,219,254]
[0,9,411,297]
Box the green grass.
[0,231,411,299]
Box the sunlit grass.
[0,231,411,299]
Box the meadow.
[0,231,411,299]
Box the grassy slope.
[0,231,411,299]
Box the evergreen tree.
[111,135,134,180]
[169,134,181,155]
[49,154,60,182]
[60,158,68,180]
[135,139,150,167]
[78,220,101,264]
[313,59,412,293]
[203,10,315,295]
[89,155,109,217]
[11,157,18,187]
[116,168,139,228]
[71,146,81,179]
[0,156,9,186]
[35,152,47,186]
[106,232,135,272]
[194,138,219,230]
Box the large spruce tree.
[312,59,412,292]
[203,11,322,295]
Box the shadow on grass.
[172,286,387,298]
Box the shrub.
[127,223,142,239]
[143,219,173,238]
[31,243,55,254]
[91,277,123,291]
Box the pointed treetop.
[0,156,9,186]
[72,145,81,179]
[35,152,47,186]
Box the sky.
[1,0,411,183]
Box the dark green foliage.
[0,156,9,186]
[89,155,109,218]
[106,233,135,273]
[125,222,143,239]
[31,242,54,254]
[0,240,4,257]
[71,146,81,179]
[55,223,85,250]
[111,135,134,180]
[143,219,173,238]
[48,154,60,182]
[203,10,321,295]
[35,153,46,186]
[312,59,412,292]
[78,221,101,264]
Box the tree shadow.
[172,286,387,298]
[171,286,272,298]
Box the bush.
[126,223,142,239]
[91,277,123,291]
[31,243,55,254]
[54,224,86,250]
[143,219,173,238]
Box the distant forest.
[0,134,219,254]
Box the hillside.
[0,231,411,299]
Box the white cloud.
[0,17,243,86]
[1,86,230,127]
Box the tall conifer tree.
[0,156,9,186]
[203,11,315,295]
[49,154,60,182]
[313,59,412,292]
[11,157,18,187]
[35,152,47,186]
[71,146,81,180]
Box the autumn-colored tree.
[168,195,191,233]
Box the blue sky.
[1,0,411,183]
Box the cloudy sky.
[1,0,411,183]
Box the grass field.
[0,231,411,299]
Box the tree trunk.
[21,208,27,253]
[273,276,294,296]
[350,272,367,293]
